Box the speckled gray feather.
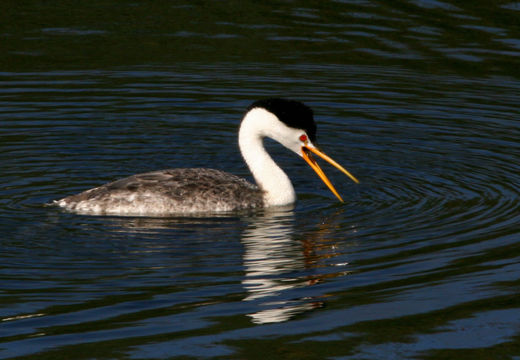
[56,168,264,215]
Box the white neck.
[238,109,296,207]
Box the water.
[1,1,520,359]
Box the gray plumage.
[55,168,264,215]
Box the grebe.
[55,98,359,216]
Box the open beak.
[301,145,359,202]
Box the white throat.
[238,108,297,207]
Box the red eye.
[299,134,308,142]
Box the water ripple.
[1,63,520,358]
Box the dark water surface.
[2,1,520,359]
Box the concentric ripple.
[317,73,520,252]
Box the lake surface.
[1,1,520,359]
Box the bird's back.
[55,168,263,215]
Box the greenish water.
[1,1,520,359]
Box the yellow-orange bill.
[302,149,344,202]
[301,146,359,202]
[304,146,360,184]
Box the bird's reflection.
[241,208,345,324]
[102,208,351,324]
